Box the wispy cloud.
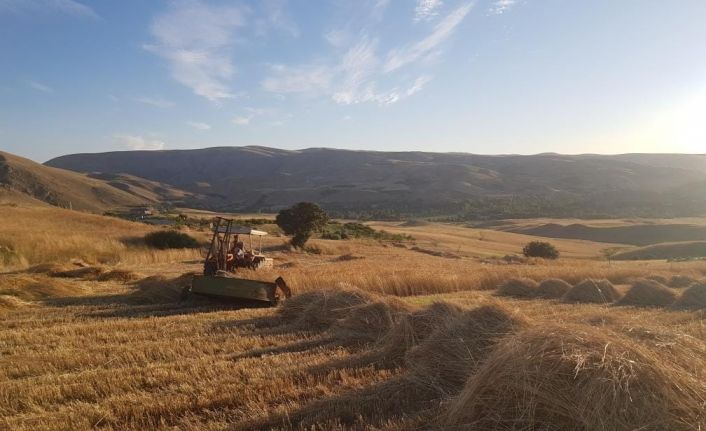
[144,0,243,102]
[186,121,211,130]
[0,0,99,19]
[28,80,53,93]
[261,1,468,106]
[324,29,350,49]
[231,107,282,126]
[332,37,380,104]
[489,0,516,15]
[256,0,299,37]
[385,2,473,72]
[263,39,431,107]
[414,0,443,22]
[371,0,391,21]
[405,75,432,97]
[232,116,251,126]
[114,135,166,151]
[133,96,174,108]
[262,64,333,94]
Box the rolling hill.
[497,221,706,246]
[0,151,192,212]
[45,146,706,218]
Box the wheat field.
[1,206,705,430]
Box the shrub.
[522,241,559,259]
[144,230,199,249]
[320,222,411,242]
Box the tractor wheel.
[180,285,192,302]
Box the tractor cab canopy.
[215,226,268,236]
[204,217,273,275]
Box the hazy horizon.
[17,144,703,165]
[1,0,705,162]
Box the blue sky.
[1,0,705,162]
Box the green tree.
[276,202,329,248]
[522,241,560,259]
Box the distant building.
[128,206,154,219]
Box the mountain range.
[43,146,706,218]
[2,146,705,218]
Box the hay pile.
[0,273,87,302]
[495,278,538,299]
[535,278,572,299]
[405,304,528,395]
[96,269,142,283]
[0,294,31,310]
[669,275,697,288]
[27,263,140,283]
[562,279,619,304]
[127,273,195,304]
[279,286,381,330]
[673,282,706,310]
[54,266,106,279]
[442,324,706,430]
[374,301,465,364]
[647,275,669,285]
[331,298,412,344]
[25,263,72,276]
[616,279,676,307]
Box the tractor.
[183,217,291,305]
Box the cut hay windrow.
[54,266,106,279]
[0,294,31,310]
[331,298,412,344]
[405,303,529,396]
[96,269,142,283]
[127,273,195,304]
[535,278,572,299]
[495,278,538,299]
[562,279,620,304]
[441,324,706,431]
[672,282,706,310]
[279,286,381,330]
[669,275,698,288]
[0,273,88,302]
[24,263,72,276]
[615,278,676,308]
[647,274,670,285]
[373,301,465,365]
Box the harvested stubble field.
[1,208,706,430]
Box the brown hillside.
[504,222,706,246]
[0,151,188,212]
[612,241,706,260]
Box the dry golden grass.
[0,205,202,270]
[2,208,706,430]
